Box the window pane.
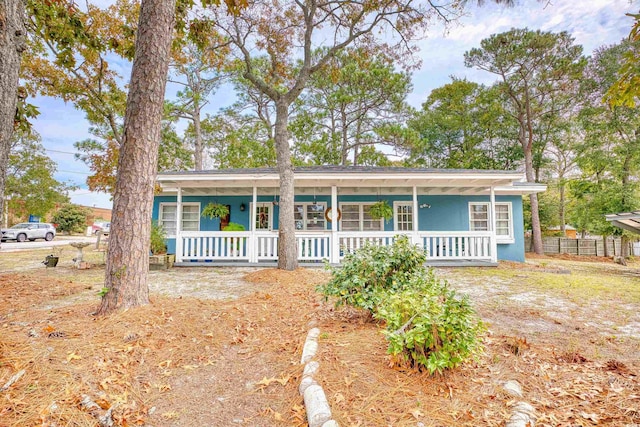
[306,204,325,230]
[395,204,412,231]
[362,205,382,231]
[496,204,510,236]
[340,204,360,231]
[160,205,176,234]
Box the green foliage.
[376,275,483,374]
[406,78,520,169]
[7,130,72,218]
[605,14,640,107]
[318,236,482,374]
[201,202,229,219]
[292,48,413,166]
[150,221,168,255]
[52,204,90,234]
[222,222,245,231]
[368,200,394,221]
[318,235,427,312]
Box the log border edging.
[299,327,339,427]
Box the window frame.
[338,202,385,232]
[468,201,514,244]
[294,202,327,231]
[393,201,414,231]
[159,202,201,237]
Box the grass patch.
[455,262,640,305]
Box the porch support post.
[176,187,183,262]
[489,186,498,263]
[412,185,420,246]
[250,185,258,263]
[330,185,339,264]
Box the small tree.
[52,204,91,234]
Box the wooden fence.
[525,237,636,257]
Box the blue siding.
[152,193,526,262]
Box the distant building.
[82,205,112,227]
[547,225,577,239]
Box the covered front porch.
[175,230,497,266]
[154,166,545,266]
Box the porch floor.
[174,260,498,268]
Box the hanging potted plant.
[368,200,393,222]
[201,202,230,219]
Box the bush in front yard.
[318,236,483,374]
[375,271,483,374]
[318,235,427,312]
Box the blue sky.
[34,0,637,209]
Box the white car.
[92,221,110,234]
[1,222,57,242]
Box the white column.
[250,185,258,263]
[330,185,339,264]
[176,187,183,262]
[489,186,498,263]
[412,185,420,246]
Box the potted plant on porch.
[222,222,245,256]
[149,221,173,270]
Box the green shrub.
[376,271,483,374]
[318,235,483,374]
[318,235,426,312]
[222,222,246,231]
[52,204,91,234]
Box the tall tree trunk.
[620,235,629,258]
[274,99,297,270]
[99,0,176,314]
[0,0,25,245]
[559,180,565,234]
[521,118,543,255]
[340,108,348,166]
[193,103,203,170]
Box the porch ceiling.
[157,168,543,196]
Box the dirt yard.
[0,249,638,426]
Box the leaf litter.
[0,254,638,426]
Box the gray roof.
[605,211,640,235]
[158,165,522,176]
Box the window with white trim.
[294,203,326,230]
[339,203,384,231]
[254,202,273,230]
[394,202,413,231]
[469,202,513,242]
[159,203,200,236]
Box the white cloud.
[408,0,635,108]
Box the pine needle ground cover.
[0,249,639,426]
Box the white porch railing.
[180,231,251,261]
[176,231,495,263]
[418,231,493,261]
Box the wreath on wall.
[324,207,342,223]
